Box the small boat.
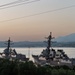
[0,38,29,61]
[32,32,75,67]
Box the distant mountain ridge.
[0,41,47,47]
[0,33,75,47]
[53,33,75,42]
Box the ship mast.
[46,32,54,49]
[7,37,11,50]
[45,32,54,59]
[5,37,12,57]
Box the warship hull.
[32,32,75,67]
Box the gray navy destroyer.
[0,38,29,61]
[32,32,75,67]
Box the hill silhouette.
[54,33,75,42]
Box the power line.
[0,0,28,7]
[0,0,40,10]
[0,4,75,23]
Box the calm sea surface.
[0,47,75,61]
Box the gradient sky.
[0,0,75,41]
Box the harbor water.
[0,47,75,61]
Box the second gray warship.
[0,38,29,61]
[32,32,75,67]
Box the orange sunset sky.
[0,0,75,41]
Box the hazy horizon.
[0,0,75,41]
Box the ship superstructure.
[32,32,73,67]
[0,38,29,61]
